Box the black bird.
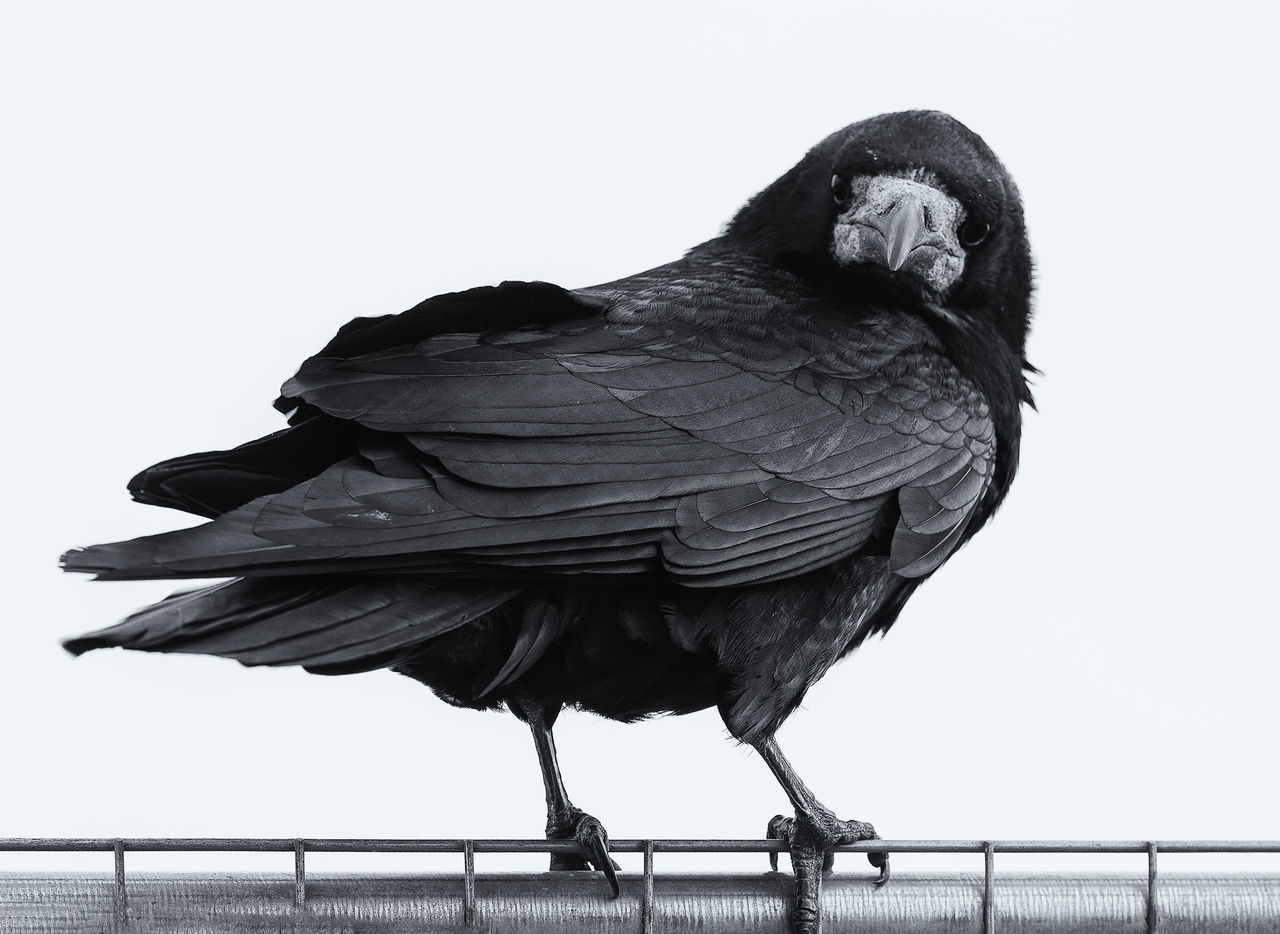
[63,110,1034,934]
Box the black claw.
[766,815,790,872]
[573,815,620,898]
[587,832,621,898]
[869,851,890,887]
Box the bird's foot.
[546,807,620,897]
[766,811,888,934]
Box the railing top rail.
[3,837,1280,854]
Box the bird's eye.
[958,218,990,248]
[831,175,851,209]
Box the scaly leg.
[509,694,620,896]
[754,735,888,934]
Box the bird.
[62,110,1034,934]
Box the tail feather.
[63,577,522,673]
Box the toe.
[790,904,819,934]
[833,819,877,843]
[547,809,620,894]
[869,851,890,887]
[575,816,620,898]
[587,834,620,898]
[766,814,793,872]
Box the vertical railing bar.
[462,839,476,926]
[113,839,126,924]
[294,839,306,908]
[642,839,655,933]
[983,841,995,934]
[1147,841,1158,934]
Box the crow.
[62,110,1034,934]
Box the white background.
[3,2,1278,878]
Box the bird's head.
[725,110,1032,352]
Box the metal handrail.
[4,837,1279,934]
[5,836,1280,852]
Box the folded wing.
[65,289,994,588]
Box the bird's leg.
[753,735,888,934]
[509,694,620,896]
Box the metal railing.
[3,837,1280,933]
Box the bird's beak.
[870,195,929,272]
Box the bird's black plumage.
[63,110,1034,932]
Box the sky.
[2,1,1278,880]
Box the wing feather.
[66,299,995,589]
